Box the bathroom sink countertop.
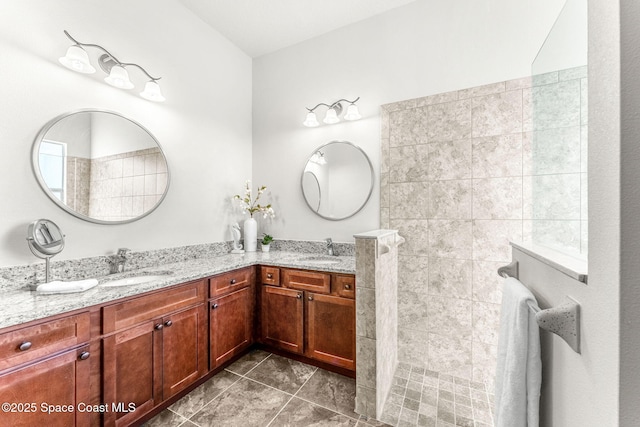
[0,251,355,331]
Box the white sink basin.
[101,273,171,287]
[300,256,341,265]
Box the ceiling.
[178,0,419,58]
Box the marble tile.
[531,80,581,131]
[224,349,271,376]
[428,220,473,259]
[581,125,588,173]
[559,65,587,81]
[472,302,501,345]
[522,87,533,133]
[530,220,581,254]
[581,78,588,126]
[380,172,390,209]
[398,290,429,331]
[581,173,588,220]
[531,174,581,220]
[356,337,377,390]
[391,219,430,256]
[390,107,429,147]
[472,341,497,391]
[416,90,459,107]
[356,288,376,339]
[472,261,504,305]
[427,140,472,181]
[427,334,472,379]
[426,100,472,142]
[427,296,472,340]
[297,369,358,419]
[356,239,376,289]
[384,98,418,112]
[381,139,390,174]
[380,208,390,230]
[381,110,390,140]
[428,180,472,219]
[472,220,523,262]
[390,145,430,182]
[270,398,357,427]
[169,370,241,418]
[398,255,429,295]
[428,258,472,299]
[398,328,429,368]
[472,177,523,220]
[390,182,430,219]
[142,409,188,427]
[458,82,505,100]
[581,220,588,256]
[472,90,523,138]
[355,385,376,419]
[190,378,290,427]
[524,126,581,175]
[472,133,523,178]
[532,71,559,86]
[246,354,316,394]
[505,76,532,91]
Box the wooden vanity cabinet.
[209,267,255,369]
[259,268,356,371]
[102,280,207,427]
[0,312,92,427]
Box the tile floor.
[144,349,388,427]
[380,363,495,427]
[145,350,494,427]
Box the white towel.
[35,278,99,294]
[494,276,542,427]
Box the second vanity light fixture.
[303,97,361,127]
[58,30,165,102]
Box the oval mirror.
[301,141,374,220]
[32,110,170,224]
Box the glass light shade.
[104,65,134,89]
[58,45,96,74]
[323,108,340,124]
[303,112,319,127]
[344,104,362,121]
[316,152,327,165]
[140,80,165,102]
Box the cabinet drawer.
[334,275,355,299]
[102,280,206,334]
[209,267,252,297]
[0,312,90,371]
[260,266,280,286]
[283,269,330,294]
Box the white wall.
[0,0,252,266]
[91,113,157,158]
[252,0,565,242]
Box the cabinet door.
[306,293,356,370]
[210,287,253,368]
[103,320,162,427]
[162,304,208,399]
[261,286,304,354]
[0,346,91,427]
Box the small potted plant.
[261,233,273,252]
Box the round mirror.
[27,219,65,257]
[32,110,170,224]
[301,141,374,220]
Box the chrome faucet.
[109,248,130,274]
[325,238,335,256]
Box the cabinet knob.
[212,303,219,309]
[79,351,90,360]
[18,341,32,351]
[154,323,163,330]
[308,295,314,301]
[230,279,237,285]
[345,284,351,290]
[164,320,173,327]
[267,274,273,279]
[296,293,302,299]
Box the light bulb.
[344,104,361,121]
[140,80,165,102]
[323,108,339,124]
[104,65,134,89]
[58,45,96,74]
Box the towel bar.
[498,261,581,354]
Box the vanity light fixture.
[303,97,361,127]
[58,30,165,102]
[310,151,327,165]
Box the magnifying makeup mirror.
[27,219,65,283]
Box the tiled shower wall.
[379,66,587,388]
[89,147,168,221]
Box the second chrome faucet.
[325,238,335,256]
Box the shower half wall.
[380,66,587,387]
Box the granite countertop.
[0,251,355,331]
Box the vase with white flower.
[233,181,275,252]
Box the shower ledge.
[510,241,588,284]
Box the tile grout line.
[264,366,319,427]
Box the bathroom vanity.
[0,255,355,426]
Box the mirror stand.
[26,219,65,284]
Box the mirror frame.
[300,140,374,221]
[31,109,170,225]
